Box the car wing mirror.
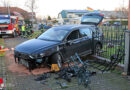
[66,40,73,46]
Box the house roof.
[59,10,128,19]
[0,7,30,19]
[65,10,87,13]
[60,10,87,18]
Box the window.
[68,15,72,18]
[38,28,69,41]
[11,19,16,24]
[67,30,80,41]
[79,28,92,38]
[0,19,10,24]
[81,15,102,24]
[78,15,82,17]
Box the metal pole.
[7,0,10,15]
[7,4,10,15]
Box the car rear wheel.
[51,53,62,69]
[94,44,101,55]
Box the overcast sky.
[0,0,129,18]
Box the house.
[58,10,128,25]
[101,11,128,19]
[0,7,36,21]
[58,10,87,25]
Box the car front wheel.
[51,53,62,69]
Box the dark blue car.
[14,13,104,71]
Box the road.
[0,37,130,90]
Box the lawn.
[97,26,126,64]
[28,31,42,39]
[0,38,5,56]
[0,38,4,47]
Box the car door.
[63,29,81,58]
[78,28,93,55]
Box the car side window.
[67,30,80,41]
[79,28,92,38]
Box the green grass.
[28,31,42,39]
[22,29,44,39]
[97,26,126,64]
[99,43,125,64]
[0,39,5,56]
[0,38,4,47]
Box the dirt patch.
[5,51,51,75]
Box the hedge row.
[109,21,128,25]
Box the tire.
[0,35,2,38]
[51,53,63,69]
[12,31,17,38]
[94,44,102,55]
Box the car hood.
[15,39,60,54]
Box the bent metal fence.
[95,25,128,65]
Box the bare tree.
[114,0,128,23]
[1,0,12,7]
[25,0,37,25]
[0,0,7,7]
[115,7,128,19]
[0,0,11,15]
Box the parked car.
[43,24,52,29]
[14,13,104,71]
[103,22,110,26]
[113,22,121,26]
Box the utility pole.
[7,0,10,15]
[31,0,34,27]
[7,3,10,15]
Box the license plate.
[19,59,29,68]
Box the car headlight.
[29,53,45,59]
[29,55,34,59]
[40,53,45,57]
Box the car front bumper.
[0,30,14,35]
[14,51,45,71]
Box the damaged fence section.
[95,25,127,65]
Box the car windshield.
[0,19,10,24]
[81,16,101,24]
[37,28,69,41]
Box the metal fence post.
[124,30,130,75]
